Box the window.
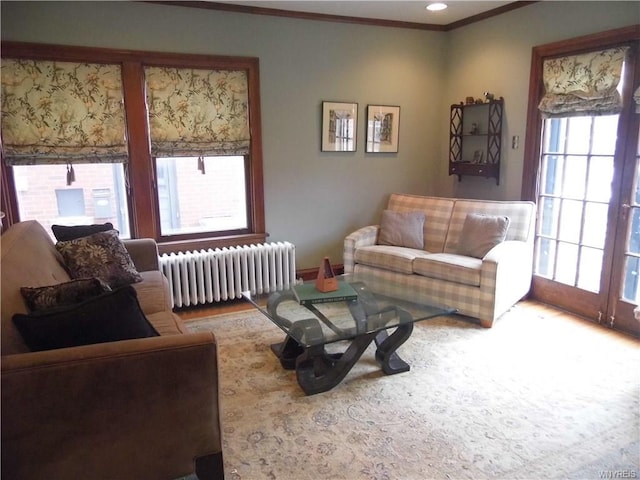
[521,26,639,334]
[13,163,131,239]
[156,156,248,236]
[0,43,265,251]
[535,115,618,292]
[56,188,86,217]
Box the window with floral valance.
[538,46,629,118]
[0,42,265,250]
[1,59,128,165]
[145,66,250,158]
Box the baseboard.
[297,264,344,281]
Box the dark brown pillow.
[20,278,112,312]
[56,229,142,288]
[378,210,425,249]
[52,222,114,242]
[13,286,158,352]
[457,213,510,259]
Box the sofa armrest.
[482,240,531,264]
[481,240,534,288]
[1,332,221,480]
[124,238,160,272]
[344,225,380,273]
[479,240,534,326]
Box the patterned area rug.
[186,301,639,480]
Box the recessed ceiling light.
[426,3,448,11]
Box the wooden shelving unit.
[449,98,504,185]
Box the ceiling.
[207,1,525,28]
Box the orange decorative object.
[316,257,338,292]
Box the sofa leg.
[479,318,494,328]
[195,452,224,480]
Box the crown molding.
[142,1,538,32]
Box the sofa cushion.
[355,245,430,274]
[20,278,112,312]
[12,286,159,352]
[378,210,425,249]
[387,194,455,253]
[444,200,534,254]
[457,213,510,259]
[51,222,114,241]
[133,271,174,316]
[1,221,74,355]
[413,253,483,287]
[56,230,143,288]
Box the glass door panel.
[534,116,618,297]
[607,121,640,336]
[621,130,640,304]
[526,34,639,336]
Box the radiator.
[159,242,297,308]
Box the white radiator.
[159,242,297,308]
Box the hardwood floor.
[175,297,639,343]
[175,296,265,321]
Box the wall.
[442,1,639,201]
[1,1,637,269]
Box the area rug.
[186,302,639,480]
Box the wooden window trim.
[0,41,266,250]
[520,25,640,321]
[521,25,640,201]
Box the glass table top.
[242,274,456,347]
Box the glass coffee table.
[242,274,456,395]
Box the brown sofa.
[1,220,224,480]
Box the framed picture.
[321,101,358,152]
[366,105,400,153]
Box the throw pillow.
[20,277,112,312]
[13,286,159,352]
[52,222,114,242]
[457,213,510,259]
[56,229,142,288]
[378,210,426,250]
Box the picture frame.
[366,105,400,153]
[321,101,358,152]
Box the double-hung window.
[0,43,265,251]
[1,58,131,238]
[145,66,251,239]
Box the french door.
[523,27,640,337]
[607,119,640,335]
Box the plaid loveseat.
[344,193,536,327]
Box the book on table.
[293,281,358,306]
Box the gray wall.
[442,1,639,201]
[2,1,637,269]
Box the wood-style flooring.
[175,296,266,320]
[175,297,639,345]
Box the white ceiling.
[211,1,519,26]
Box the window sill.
[157,233,269,255]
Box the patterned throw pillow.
[51,222,114,241]
[20,278,112,312]
[56,230,142,288]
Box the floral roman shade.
[145,67,250,157]
[1,59,128,165]
[538,47,629,118]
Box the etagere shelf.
[449,97,504,185]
